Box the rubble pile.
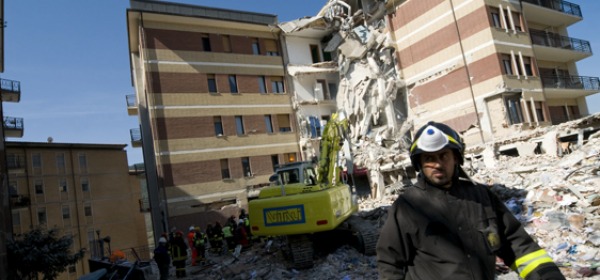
[178,115,600,280]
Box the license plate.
[263,205,305,226]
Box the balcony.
[4,117,24,138]
[522,0,582,27]
[126,94,138,115]
[130,128,142,147]
[10,195,31,209]
[540,75,600,98]
[1,78,21,102]
[530,30,591,63]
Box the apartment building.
[126,0,300,234]
[387,0,599,145]
[282,25,339,161]
[6,141,149,279]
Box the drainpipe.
[449,0,485,143]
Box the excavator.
[248,112,378,268]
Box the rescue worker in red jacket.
[377,122,565,280]
[187,226,197,266]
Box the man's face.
[420,148,456,188]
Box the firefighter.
[170,231,188,278]
[194,226,208,264]
[376,122,565,279]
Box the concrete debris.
[171,114,600,279]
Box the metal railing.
[522,0,582,17]
[0,78,21,93]
[530,30,591,53]
[540,75,600,90]
[4,117,24,130]
[126,94,137,108]
[130,128,141,143]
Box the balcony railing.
[10,195,31,208]
[1,78,21,102]
[1,78,20,93]
[540,75,600,90]
[530,30,591,53]
[126,94,137,107]
[522,0,582,17]
[4,117,23,129]
[130,128,142,147]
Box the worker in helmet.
[187,226,197,266]
[170,231,188,278]
[153,237,170,280]
[376,122,565,280]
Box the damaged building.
[125,0,599,241]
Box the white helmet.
[159,237,167,244]
[189,226,195,231]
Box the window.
[284,153,296,163]
[309,116,322,138]
[8,180,17,196]
[264,39,279,56]
[522,57,534,76]
[56,153,66,174]
[81,178,90,192]
[35,179,44,195]
[242,157,252,177]
[252,38,260,55]
[505,95,524,125]
[491,10,501,28]
[12,212,20,226]
[264,115,274,133]
[235,116,245,135]
[220,159,230,179]
[229,75,238,94]
[316,80,330,100]
[207,74,217,93]
[501,54,513,75]
[62,205,71,219]
[328,83,338,100]
[32,153,42,174]
[214,116,224,136]
[271,77,285,93]
[78,154,87,173]
[59,178,68,193]
[511,11,523,32]
[84,204,92,217]
[258,76,267,94]
[222,35,231,53]
[202,34,211,52]
[37,207,47,225]
[277,114,291,132]
[271,155,279,172]
[310,44,321,63]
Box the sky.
[2,0,599,166]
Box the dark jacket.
[153,244,170,266]
[376,175,565,280]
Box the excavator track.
[288,235,314,269]
[347,215,379,255]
